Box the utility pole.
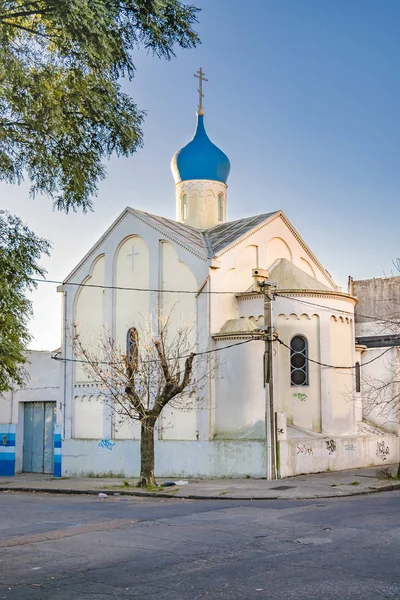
[253,269,277,480]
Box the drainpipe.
[10,387,14,424]
[63,290,67,439]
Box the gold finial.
[194,67,208,115]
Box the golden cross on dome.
[194,67,208,115]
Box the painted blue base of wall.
[0,457,15,476]
[53,425,62,478]
[54,455,61,478]
[0,425,16,476]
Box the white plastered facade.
[49,206,397,479]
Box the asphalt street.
[0,490,400,599]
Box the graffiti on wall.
[325,439,336,455]
[296,444,313,456]
[98,438,115,451]
[376,440,390,461]
[293,393,307,402]
[345,444,356,452]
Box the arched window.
[181,194,187,221]
[355,361,361,393]
[290,335,308,386]
[126,327,139,372]
[218,193,223,221]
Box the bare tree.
[353,268,400,474]
[73,310,214,487]
[361,351,400,421]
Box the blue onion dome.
[171,113,231,184]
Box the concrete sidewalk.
[1,465,400,500]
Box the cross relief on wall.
[127,246,139,271]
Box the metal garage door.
[23,402,56,473]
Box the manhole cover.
[270,485,296,491]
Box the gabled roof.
[205,212,278,255]
[63,208,280,281]
[63,207,335,289]
[135,210,207,256]
[134,209,280,258]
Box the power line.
[54,333,392,372]
[276,337,392,370]
[33,278,237,295]
[51,337,262,366]
[33,278,400,326]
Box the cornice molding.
[212,332,265,341]
[275,289,358,305]
[236,292,264,301]
[175,179,228,190]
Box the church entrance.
[23,402,56,474]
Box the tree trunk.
[137,417,157,487]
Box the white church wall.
[277,313,321,432]
[113,416,141,440]
[158,241,200,440]
[210,245,259,334]
[196,279,212,441]
[299,257,316,278]
[74,255,105,382]
[62,438,266,478]
[209,214,337,335]
[237,294,263,321]
[279,433,399,478]
[361,347,400,435]
[160,241,197,337]
[114,235,150,347]
[274,293,357,435]
[262,215,334,288]
[214,339,265,438]
[160,395,198,440]
[267,237,292,266]
[329,316,356,435]
[276,313,321,432]
[73,395,104,439]
[63,209,209,446]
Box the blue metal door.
[23,402,56,473]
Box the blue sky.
[2,0,400,349]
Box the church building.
[0,71,398,479]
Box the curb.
[0,486,280,500]
[1,481,400,500]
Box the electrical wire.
[33,277,399,327]
[51,336,262,366]
[276,337,393,370]
[33,278,240,295]
[52,333,393,371]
